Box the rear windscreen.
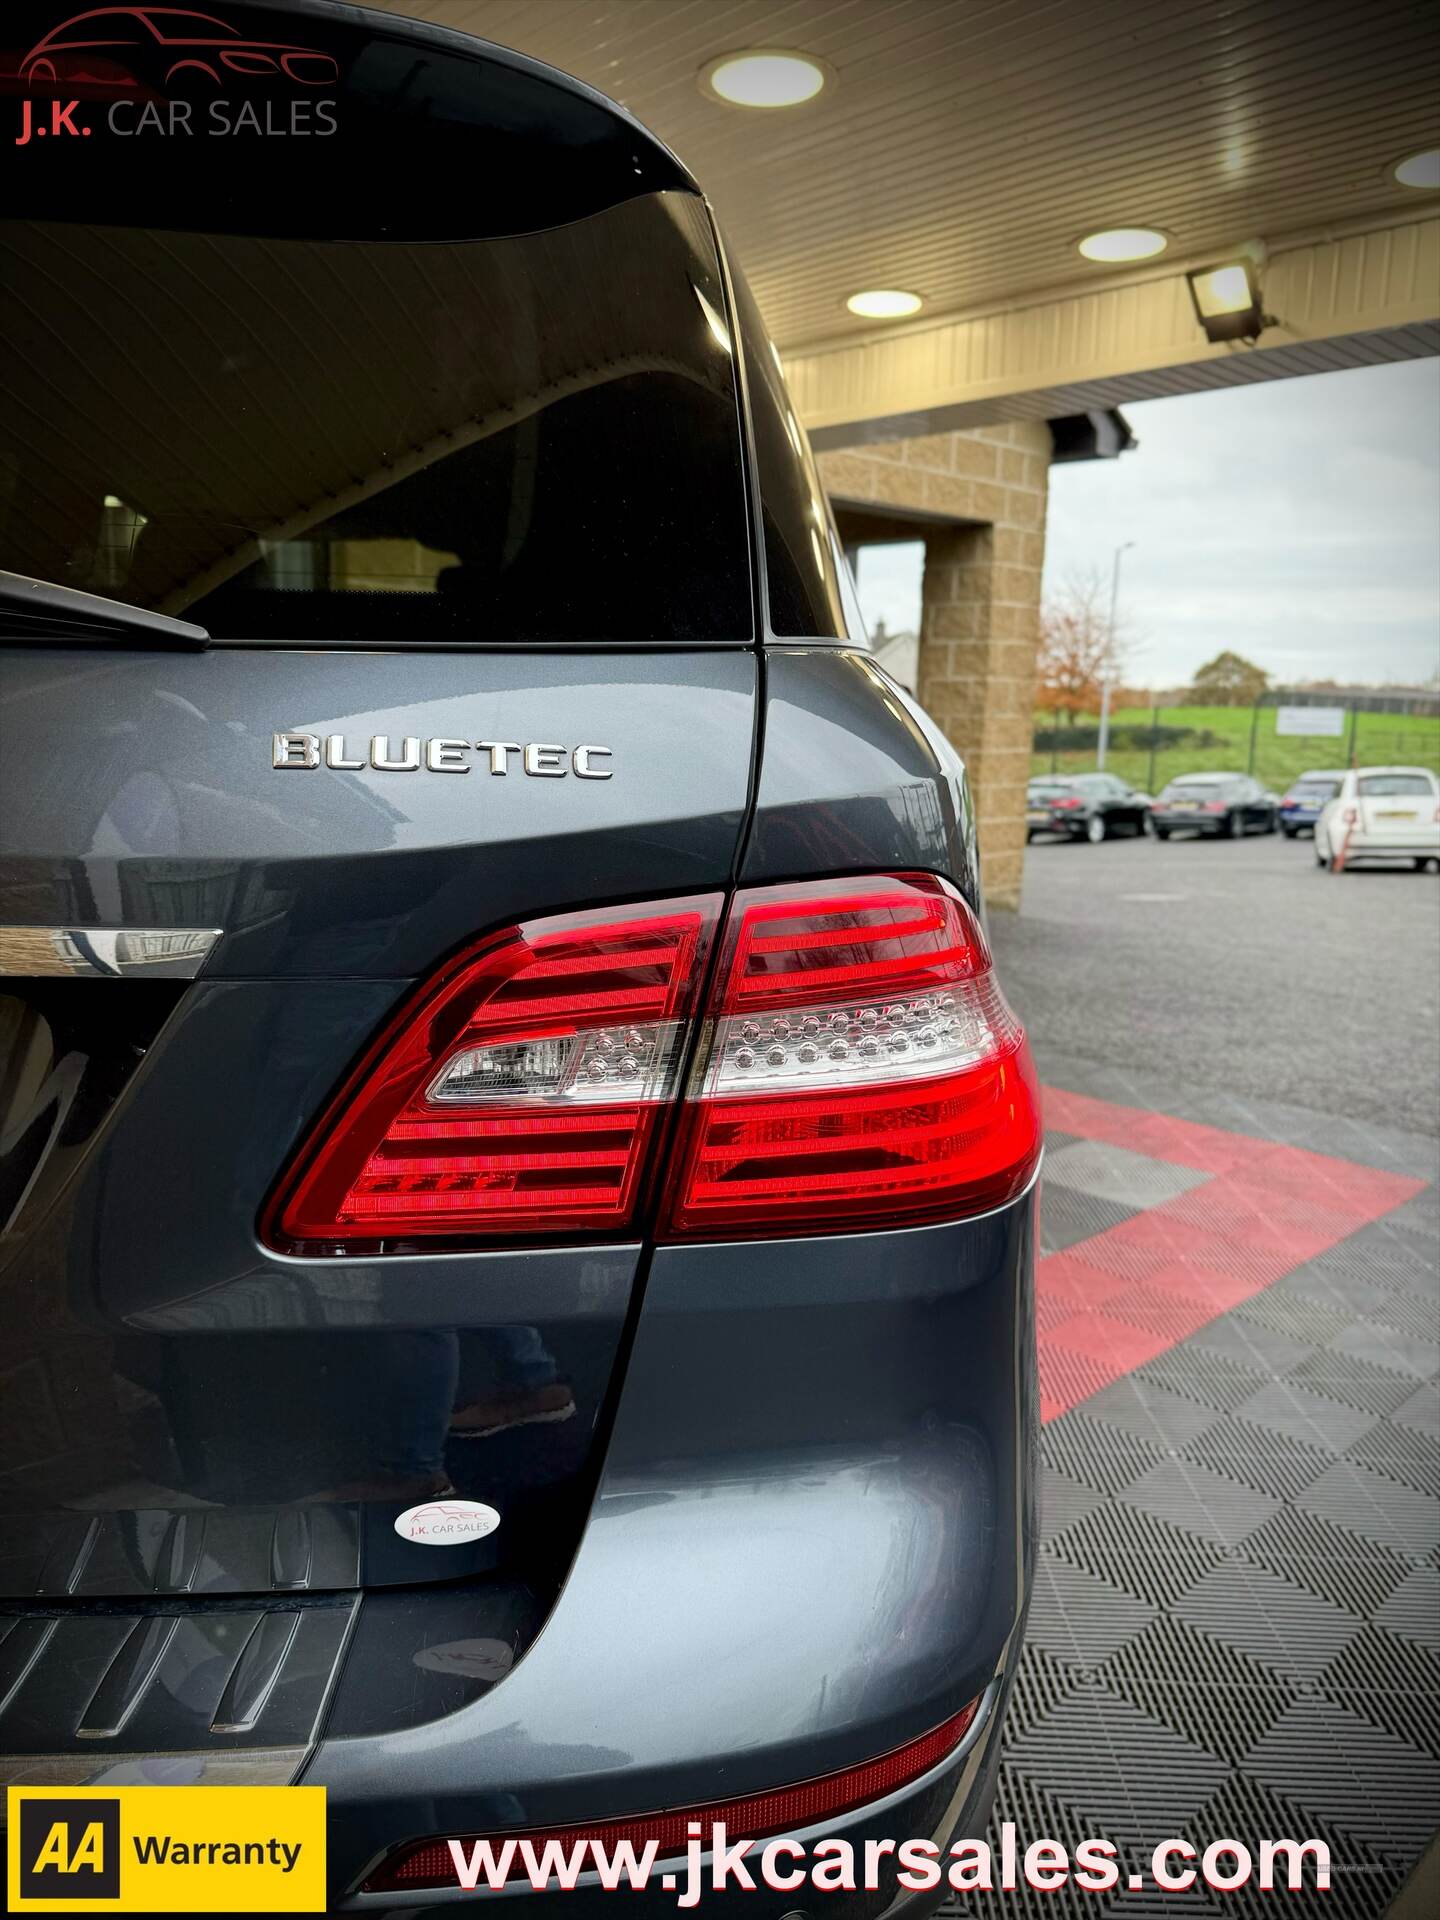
[1290,780,1340,799]
[1358,774,1433,797]
[0,4,750,644]
[0,195,749,642]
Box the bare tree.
[1037,570,1130,721]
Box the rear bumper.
[0,1197,1035,1906]
[1341,834,1440,859]
[1151,813,1222,832]
[344,1676,1010,1914]
[315,1192,1038,1904]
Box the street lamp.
[1096,541,1134,771]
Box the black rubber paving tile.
[1049,1505,1226,1611]
[1040,1410,1170,1496]
[1237,1507,1416,1620]
[1039,1462,1108,1537]
[1001,1642,1089,1744]
[1287,1347,1422,1416]
[1134,1344,1273,1414]
[1348,1418,1440,1498]
[1025,1553,1157,1668]
[1329,1319,1439,1382]
[1171,1559,1363,1681]
[1044,1140,1211,1209]
[1320,1622,1440,1752]
[1188,1771,1403,1916]
[1242,1694,1440,1864]
[1230,1287,1355,1347]
[1281,1256,1440,1341]
[1390,1380,1440,1438]
[1296,1457,1440,1557]
[1182,1406,1342,1503]
[1232,1377,1380,1455]
[1185,1311,1316,1378]
[1116,1456,1279,1549]
[1042,1130,1085,1154]
[1374,1564,1440,1650]
[1040,1185,1138,1254]
[1083,1374,1223,1450]
[1004,1685,1230,1837]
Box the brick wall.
[818,422,1052,910]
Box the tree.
[1037,571,1129,721]
[1186,651,1270,707]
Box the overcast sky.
[853,357,1440,693]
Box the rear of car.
[1279,771,1343,837]
[1150,772,1273,838]
[1315,768,1440,870]
[0,1,1037,1907]
[1026,778,1090,839]
[1025,773,1147,843]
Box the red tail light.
[1204,801,1229,813]
[362,1697,980,1890]
[265,898,719,1250]
[1051,796,1084,810]
[266,875,1039,1251]
[661,874,1040,1239]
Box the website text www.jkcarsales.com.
[438,1822,1331,1903]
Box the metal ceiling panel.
[370,0,1439,350]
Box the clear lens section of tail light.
[661,873,1041,1240]
[264,898,718,1251]
[427,1023,685,1105]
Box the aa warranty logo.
[8,1785,326,1913]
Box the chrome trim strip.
[0,927,221,979]
[0,1748,306,1808]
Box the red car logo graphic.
[21,6,338,91]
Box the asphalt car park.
[955,830,1440,1917]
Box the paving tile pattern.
[940,1087,1440,1919]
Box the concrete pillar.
[818,422,1051,910]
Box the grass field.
[1032,703,1440,793]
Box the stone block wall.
[818,422,1051,910]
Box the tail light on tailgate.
[265,875,1039,1252]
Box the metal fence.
[1032,693,1440,795]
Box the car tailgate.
[0,643,756,1598]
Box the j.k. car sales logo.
[12,6,340,146]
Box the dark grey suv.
[0,2,1038,1908]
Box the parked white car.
[1314,766,1440,872]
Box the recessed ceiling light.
[702,50,827,109]
[1077,227,1169,263]
[1393,148,1440,190]
[845,288,923,320]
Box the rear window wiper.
[0,571,209,649]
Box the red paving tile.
[1037,1088,1427,1422]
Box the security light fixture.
[1393,148,1440,190]
[702,50,827,108]
[846,289,924,319]
[1186,256,1270,342]
[1077,227,1168,263]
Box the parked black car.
[1150,772,1280,838]
[1027,772,1153,843]
[0,2,1037,1910]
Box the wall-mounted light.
[1186,253,1271,343]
